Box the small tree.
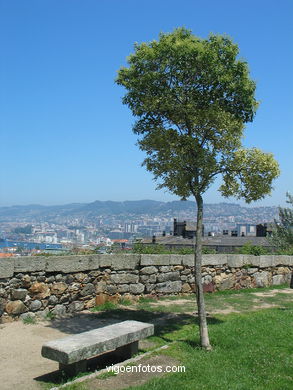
[272,193,293,250]
[116,28,280,349]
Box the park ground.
[0,286,292,390]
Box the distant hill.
[0,200,278,222]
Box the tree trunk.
[194,194,212,350]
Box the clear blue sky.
[1,0,292,207]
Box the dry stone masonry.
[0,254,292,322]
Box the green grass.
[118,297,132,306]
[45,311,56,321]
[126,305,293,390]
[90,301,118,312]
[22,315,37,325]
[43,286,293,390]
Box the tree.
[116,28,280,349]
[272,193,293,250]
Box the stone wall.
[0,254,292,322]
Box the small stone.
[29,282,50,299]
[0,288,7,298]
[51,282,67,295]
[46,276,55,283]
[20,312,36,321]
[80,283,95,297]
[75,273,87,282]
[140,266,158,275]
[0,298,5,316]
[5,300,28,315]
[30,300,42,311]
[106,285,117,294]
[96,281,107,293]
[21,275,31,288]
[110,273,139,284]
[160,266,172,273]
[68,301,84,312]
[65,274,75,284]
[140,274,157,284]
[55,274,64,282]
[48,295,58,305]
[156,281,182,294]
[129,283,145,294]
[157,272,180,283]
[85,298,96,309]
[9,278,20,287]
[182,283,191,293]
[51,304,66,317]
[117,284,130,293]
[11,289,27,301]
[68,282,81,292]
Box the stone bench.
[41,320,154,376]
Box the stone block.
[140,266,158,275]
[110,273,139,284]
[117,284,130,293]
[111,255,140,270]
[46,256,90,273]
[254,271,270,287]
[129,283,145,294]
[140,274,157,284]
[140,255,171,266]
[272,274,286,285]
[203,254,228,266]
[168,255,183,265]
[156,281,182,293]
[98,255,113,267]
[274,256,293,266]
[14,256,46,273]
[157,271,180,283]
[182,255,194,266]
[41,320,154,365]
[259,255,274,268]
[227,255,244,268]
[0,258,14,278]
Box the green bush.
[236,242,270,256]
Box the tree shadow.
[44,308,222,338]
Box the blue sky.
[0,0,292,207]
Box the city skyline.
[1,0,292,207]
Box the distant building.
[173,219,203,239]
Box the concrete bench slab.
[41,320,154,376]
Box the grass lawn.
[44,286,293,390]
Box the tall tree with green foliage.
[116,28,280,349]
[272,192,293,250]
